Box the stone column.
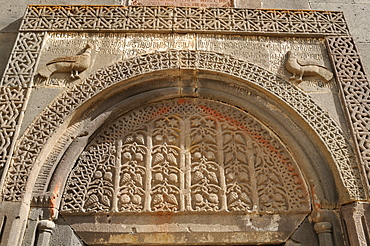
[36,220,55,246]
[314,221,334,246]
[341,202,370,246]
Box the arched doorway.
[5,51,355,245]
[60,97,311,245]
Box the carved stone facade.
[0,4,369,246]
[61,98,310,214]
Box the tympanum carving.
[61,98,310,214]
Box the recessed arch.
[2,50,364,208]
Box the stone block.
[20,87,63,136]
[262,0,310,9]
[356,42,370,76]
[310,3,370,43]
[0,32,17,79]
[340,202,370,246]
[234,0,261,8]
[310,0,353,3]
[0,202,27,246]
[50,216,84,246]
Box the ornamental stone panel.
[0,4,369,246]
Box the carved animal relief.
[37,43,93,81]
[61,98,310,214]
[285,51,333,83]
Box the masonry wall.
[1,0,370,78]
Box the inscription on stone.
[39,33,331,88]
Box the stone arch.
[2,50,364,207]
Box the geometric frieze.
[21,6,348,36]
[3,50,364,201]
[0,32,45,87]
[61,98,311,214]
[131,0,233,7]
[327,36,370,193]
[0,88,27,177]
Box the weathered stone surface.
[235,0,261,8]
[357,42,370,76]
[20,87,63,136]
[50,216,84,246]
[0,32,17,79]
[310,3,370,43]
[340,202,370,246]
[262,0,310,9]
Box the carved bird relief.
[37,43,94,80]
[285,51,333,83]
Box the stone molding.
[0,88,28,180]
[20,5,348,36]
[0,32,45,87]
[327,36,370,195]
[2,50,364,201]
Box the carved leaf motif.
[236,151,246,163]
[124,135,134,144]
[240,193,251,204]
[229,192,238,203]
[121,173,131,185]
[164,193,178,205]
[235,134,246,144]
[152,194,163,205]
[193,171,204,183]
[85,194,98,207]
[207,172,218,184]
[167,153,177,165]
[224,134,233,145]
[204,135,216,144]
[136,134,145,145]
[134,173,143,186]
[101,195,111,207]
[192,134,203,144]
[269,173,280,184]
[224,152,233,164]
[153,153,164,165]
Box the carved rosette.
[61,98,310,214]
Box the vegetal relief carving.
[61,98,310,214]
[151,117,181,211]
[118,133,146,212]
[190,116,222,211]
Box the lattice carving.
[20,6,348,36]
[3,50,364,201]
[0,88,27,178]
[131,0,233,7]
[61,98,310,214]
[327,36,370,192]
[0,32,45,87]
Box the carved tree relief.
[61,98,310,214]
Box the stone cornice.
[20,5,348,36]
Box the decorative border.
[0,88,28,180]
[327,36,370,193]
[0,32,45,87]
[3,50,364,201]
[20,5,349,36]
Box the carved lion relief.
[61,98,310,214]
